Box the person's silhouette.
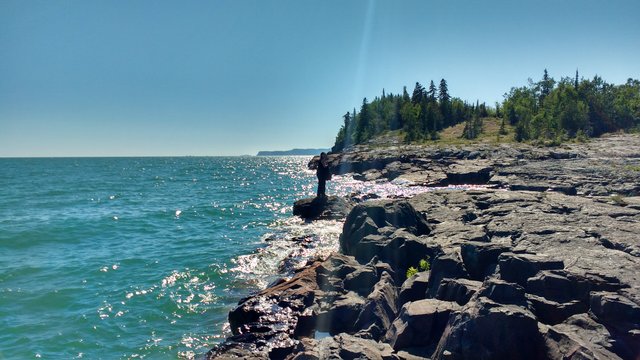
[316,152,331,198]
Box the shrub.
[406,267,418,279]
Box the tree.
[412,82,426,104]
[401,102,421,142]
[355,98,372,144]
[428,80,437,102]
[439,79,452,127]
[539,69,555,106]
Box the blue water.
[0,156,468,359]
[0,156,338,359]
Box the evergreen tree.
[355,98,372,144]
[439,79,452,126]
[428,80,437,102]
[411,82,426,104]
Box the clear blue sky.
[1,0,639,156]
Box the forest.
[331,71,640,152]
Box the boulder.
[386,299,461,351]
[293,196,353,220]
[340,200,431,256]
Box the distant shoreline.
[256,148,329,156]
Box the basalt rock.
[212,135,640,359]
[386,299,461,351]
[433,297,544,360]
[293,196,353,221]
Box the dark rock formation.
[293,196,353,221]
[210,134,640,359]
[386,299,461,351]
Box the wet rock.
[386,299,461,351]
[293,196,353,221]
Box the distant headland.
[256,148,330,156]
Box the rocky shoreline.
[207,134,640,359]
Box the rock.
[433,297,544,360]
[340,200,431,256]
[386,299,461,351]
[292,334,397,360]
[589,291,640,327]
[497,252,564,287]
[460,242,511,281]
[343,264,379,297]
[354,271,398,340]
[542,314,623,360]
[525,270,592,304]
[527,294,587,325]
[293,196,353,220]
[477,278,529,308]
[398,271,430,306]
[435,278,482,306]
[445,160,493,185]
[426,252,469,298]
[316,291,365,335]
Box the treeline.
[332,71,640,152]
[332,79,490,152]
[504,70,640,142]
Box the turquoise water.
[0,156,465,359]
[0,157,335,359]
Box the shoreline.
[208,134,640,359]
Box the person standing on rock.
[316,152,331,198]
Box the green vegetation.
[332,71,640,151]
[332,79,491,152]
[405,256,431,279]
[503,70,640,142]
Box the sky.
[1,0,639,157]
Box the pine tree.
[439,79,452,127]
[411,82,426,104]
[428,80,437,102]
[355,98,372,144]
[574,69,579,89]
